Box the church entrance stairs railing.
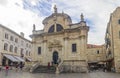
[56,60,88,73]
[30,61,40,73]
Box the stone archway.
[52,51,59,64]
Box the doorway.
[2,57,6,66]
[52,51,58,64]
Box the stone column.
[80,35,86,59]
[32,37,37,62]
[81,35,88,72]
[43,38,47,65]
[64,32,68,60]
[0,53,1,65]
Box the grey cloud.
[0,0,8,6]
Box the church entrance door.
[53,51,58,64]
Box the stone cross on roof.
[33,24,36,31]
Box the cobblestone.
[0,70,120,78]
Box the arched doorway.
[53,51,58,64]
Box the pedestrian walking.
[103,64,107,72]
[15,64,19,72]
[20,64,23,71]
[0,65,2,71]
[10,63,13,70]
[48,62,50,69]
[5,65,9,76]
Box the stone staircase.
[57,60,88,73]
[32,65,56,73]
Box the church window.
[48,24,63,33]
[72,44,77,52]
[97,50,99,54]
[38,47,41,55]
[48,25,54,33]
[118,19,120,24]
[56,24,63,32]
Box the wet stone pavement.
[0,70,120,78]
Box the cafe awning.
[14,56,25,62]
[3,54,18,62]
[26,57,32,62]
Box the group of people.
[3,63,24,76]
[15,63,24,71]
[47,58,61,69]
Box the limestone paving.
[0,70,120,78]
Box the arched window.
[4,43,8,51]
[56,24,63,32]
[10,36,14,41]
[9,45,13,52]
[48,24,63,33]
[26,51,28,56]
[15,38,18,43]
[14,47,17,53]
[20,48,24,57]
[48,25,54,33]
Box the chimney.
[20,32,24,37]
[33,24,36,31]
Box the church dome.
[42,13,72,25]
[42,5,72,25]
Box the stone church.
[31,5,89,72]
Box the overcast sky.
[0,0,120,45]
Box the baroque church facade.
[31,6,89,72]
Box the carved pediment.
[48,39,62,48]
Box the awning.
[26,57,32,62]
[14,56,25,62]
[88,61,98,64]
[3,54,18,62]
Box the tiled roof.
[87,44,102,48]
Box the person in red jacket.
[5,64,9,76]
[48,62,50,69]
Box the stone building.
[105,7,120,72]
[30,6,89,72]
[0,24,32,66]
[87,44,106,67]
